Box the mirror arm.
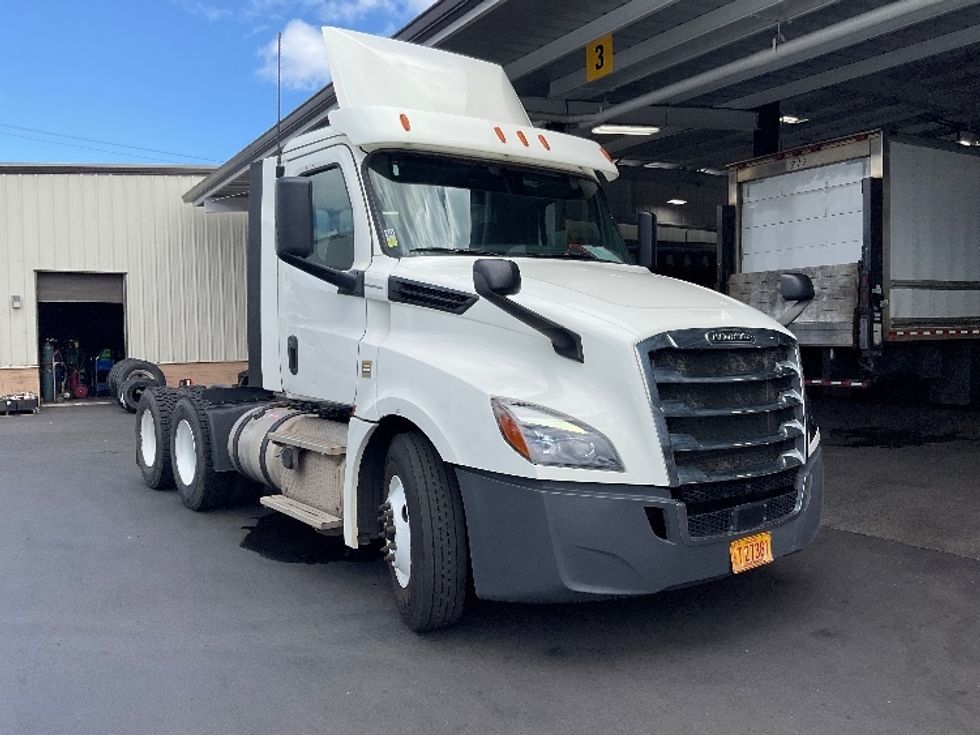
[473,260,584,362]
[280,253,364,296]
[777,299,812,327]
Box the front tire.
[169,396,234,511]
[382,432,469,632]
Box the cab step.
[267,415,347,456]
[259,494,343,532]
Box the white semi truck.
[722,131,980,403]
[135,28,824,631]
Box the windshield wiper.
[519,251,601,262]
[411,247,502,256]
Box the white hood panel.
[391,257,788,340]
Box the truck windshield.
[366,151,630,263]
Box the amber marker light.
[399,113,411,131]
[516,130,529,147]
[494,126,507,143]
[600,146,614,162]
[538,134,551,151]
[491,399,531,461]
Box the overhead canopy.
[186,0,980,207]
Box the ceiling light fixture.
[779,115,809,125]
[643,161,682,170]
[957,131,980,147]
[591,124,661,136]
[666,198,688,205]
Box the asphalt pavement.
[0,399,977,735]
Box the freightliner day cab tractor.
[135,28,824,631]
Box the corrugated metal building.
[0,164,248,397]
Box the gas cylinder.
[41,366,54,402]
[41,341,56,402]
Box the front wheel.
[381,432,469,632]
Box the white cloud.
[253,1,436,89]
[257,19,331,91]
[311,0,434,23]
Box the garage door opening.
[36,272,126,402]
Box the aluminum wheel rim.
[140,410,157,467]
[174,419,197,486]
[387,475,411,588]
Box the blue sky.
[0,1,432,165]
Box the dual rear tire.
[135,387,181,489]
[136,391,235,510]
[169,396,236,511]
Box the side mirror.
[275,177,314,258]
[636,210,656,270]
[473,259,522,297]
[777,272,815,326]
[780,272,814,302]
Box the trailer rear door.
[739,158,868,273]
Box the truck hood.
[390,256,788,339]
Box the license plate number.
[729,532,773,574]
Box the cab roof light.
[516,130,529,147]
[600,147,615,163]
[538,134,551,151]
[957,131,980,147]
[399,113,411,131]
[494,126,507,143]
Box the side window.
[308,167,355,271]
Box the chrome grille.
[639,328,805,538]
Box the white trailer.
[134,28,824,631]
[723,131,980,402]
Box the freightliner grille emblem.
[706,329,756,345]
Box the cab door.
[278,145,371,404]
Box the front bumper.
[457,448,824,602]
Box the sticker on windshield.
[383,228,399,249]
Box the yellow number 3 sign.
[586,33,613,82]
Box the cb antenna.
[275,31,284,177]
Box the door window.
[307,166,355,271]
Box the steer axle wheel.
[169,396,234,512]
[381,431,469,632]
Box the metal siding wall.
[0,172,247,368]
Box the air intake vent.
[388,277,478,314]
[639,328,806,539]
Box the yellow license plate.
[730,532,773,574]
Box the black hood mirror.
[473,258,522,297]
[777,272,815,327]
[780,272,815,302]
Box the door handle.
[287,335,298,375]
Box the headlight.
[491,398,623,471]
